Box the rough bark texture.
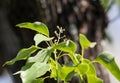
[0,0,109,83]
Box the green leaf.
[75,63,89,75]
[60,66,74,81]
[49,58,57,79]
[82,59,102,83]
[87,75,103,83]
[95,52,120,81]
[96,52,114,63]
[49,58,62,80]
[3,46,39,66]
[27,48,51,63]
[76,54,82,62]
[79,34,96,50]
[53,40,76,53]
[65,71,75,82]
[69,54,79,65]
[14,62,34,75]
[83,59,96,75]
[17,22,49,37]
[20,62,50,83]
[34,34,53,46]
[32,78,45,83]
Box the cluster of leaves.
[3,22,120,83]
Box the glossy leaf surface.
[95,52,120,81]
[53,40,76,53]
[34,34,53,46]
[87,75,103,83]
[49,58,62,80]
[20,62,50,83]
[17,22,49,37]
[3,46,38,66]
[75,63,89,75]
[28,48,51,63]
[83,59,96,75]
[60,66,74,81]
[79,34,96,50]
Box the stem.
[54,29,61,83]
[48,38,59,83]
[70,53,79,65]
[57,53,69,60]
[50,40,54,46]
[91,60,97,63]
[45,41,50,46]
[54,50,60,83]
[56,30,61,44]
[81,75,86,83]
[78,73,84,83]
[81,49,84,63]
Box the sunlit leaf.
[83,59,96,75]
[95,52,120,81]
[65,71,75,82]
[69,54,79,65]
[75,54,82,62]
[20,62,50,83]
[87,75,103,83]
[17,22,49,37]
[53,40,76,53]
[3,46,39,66]
[13,62,34,75]
[49,58,56,79]
[27,48,51,63]
[79,34,96,50]
[75,59,101,83]
[49,58,62,80]
[84,59,103,83]
[34,34,53,46]
[60,66,74,81]
[75,63,89,75]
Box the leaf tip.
[90,42,96,48]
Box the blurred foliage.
[100,0,120,12]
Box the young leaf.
[95,52,120,81]
[75,63,89,75]
[53,40,76,53]
[87,75,103,83]
[16,22,49,37]
[49,58,62,80]
[3,46,39,66]
[34,34,53,46]
[20,62,50,83]
[27,48,51,63]
[49,59,57,79]
[65,71,75,82]
[83,59,96,75]
[60,66,74,81]
[79,34,96,50]
[83,59,102,83]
